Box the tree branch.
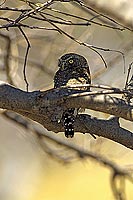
[2,110,133,200]
[81,0,133,30]
[0,81,133,149]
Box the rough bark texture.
[0,81,133,150]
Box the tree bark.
[0,81,133,149]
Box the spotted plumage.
[54,53,91,138]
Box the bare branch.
[0,32,14,84]
[2,110,132,173]
[2,110,133,199]
[19,27,31,91]
[46,7,125,30]
[78,0,133,30]
[0,82,132,150]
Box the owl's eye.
[69,59,74,64]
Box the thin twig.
[46,7,125,31]
[2,110,133,180]
[0,7,31,12]
[38,13,108,68]
[39,13,125,69]
[19,27,31,92]
[0,32,14,84]
[63,83,122,91]
[75,0,132,31]
[29,14,91,26]
[2,110,132,200]
[0,0,6,6]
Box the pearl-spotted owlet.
[54,53,91,138]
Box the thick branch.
[0,82,133,149]
[65,92,133,121]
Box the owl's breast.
[67,77,89,90]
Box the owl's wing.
[54,70,61,88]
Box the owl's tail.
[63,108,75,138]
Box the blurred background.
[0,0,133,199]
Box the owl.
[54,53,91,138]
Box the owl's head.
[58,53,89,71]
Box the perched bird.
[54,53,91,138]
